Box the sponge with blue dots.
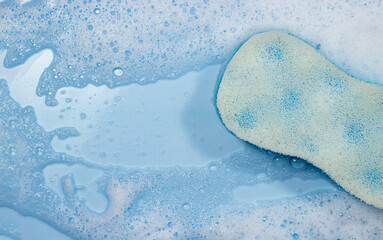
[216,31,383,209]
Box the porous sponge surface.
[217,32,383,209]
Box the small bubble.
[209,163,218,171]
[36,147,43,156]
[167,222,173,227]
[182,203,191,210]
[65,98,72,103]
[94,8,100,14]
[289,158,307,170]
[272,156,285,167]
[124,50,132,56]
[87,25,93,30]
[80,112,87,120]
[292,233,299,240]
[68,217,74,223]
[113,67,124,76]
[9,147,16,156]
[190,7,196,15]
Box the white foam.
[1,0,383,98]
[0,207,71,240]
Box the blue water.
[0,0,383,239]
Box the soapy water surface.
[0,0,383,239]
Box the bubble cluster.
[1,0,383,105]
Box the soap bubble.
[182,203,191,210]
[113,68,124,76]
[289,158,307,170]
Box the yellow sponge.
[216,32,383,209]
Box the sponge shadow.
[180,65,243,160]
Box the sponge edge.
[217,31,383,209]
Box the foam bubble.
[112,68,124,77]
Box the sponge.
[216,32,383,209]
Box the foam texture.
[1,1,383,239]
[217,32,383,209]
[1,0,383,105]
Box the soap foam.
[1,0,383,105]
[1,1,383,238]
[0,74,382,238]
